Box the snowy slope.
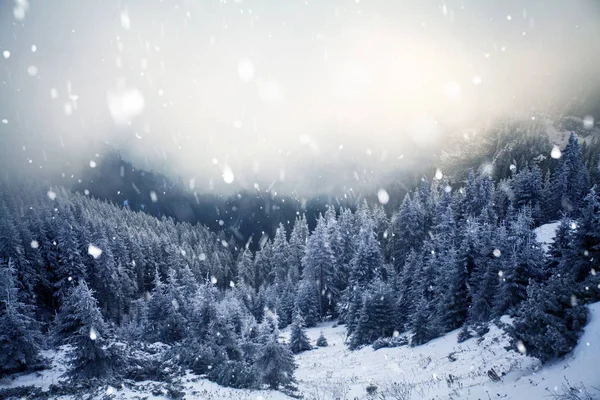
[4,222,600,399]
[5,304,597,400]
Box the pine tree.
[53,281,116,379]
[316,332,328,347]
[54,220,87,300]
[294,279,319,327]
[237,247,256,290]
[256,333,297,390]
[289,312,312,354]
[559,185,600,300]
[349,280,396,349]
[551,133,590,218]
[345,220,384,335]
[271,223,290,284]
[146,268,187,343]
[301,216,336,320]
[287,215,309,283]
[0,259,43,376]
[390,194,424,271]
[435,246,468,333]
[494,208,545,316]
[512,276,587,362]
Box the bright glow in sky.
[1,0,599,194]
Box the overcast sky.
[1,0,599,195]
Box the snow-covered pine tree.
[286,215,309,283]
[146,268,186,343]
[559,185,600,300]
[301,215,336,320]
[271,223,290,284]
[237,247,256,290]
[316,332,328,347]
[53,280,117,379]
[551,133,590,218]
[54,220,87,300]
[512,276,587,362]
[345,219,384,336]
[289,312,312,354]
[256,332,297,390]
[0,259,43,376]
[390,193,424,272]
[494,208,545,316]
[294,279,319,327]
[435,246,468,333]
[350,280,396,349]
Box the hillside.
[2,302,599,399]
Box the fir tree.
[0,259,43,376]
[301,216,336,320]
[256,333,297,390]
[512,276,587,362]
[350,280,396,349]
[53,281,116,379]
[294,279,319,327]
[289,312,312,354]
[316,332,328,347]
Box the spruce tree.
[301,216,336,320]
[289,312,312,354]
[53,281,116,379]
[256,333,297,390]
[316,332,328,347]
[0,259,43,376]
[294,279,319,327]
[350,280,396,349]
[512,276,587,362]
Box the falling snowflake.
[89,327,97,341]
[472,75,482,85]
[31,44,37,52]
[120,9,130,30]
[27,65,38,76]
[13,0,29,21]
[222,166,235,184]
[1,119,7,124]
[88,244,103,259]
[47,190,57,200]
[89,160,97,168]
[493,249,501,257]
[377,189,389,205]
[516,340,526,354]
[435,168,443,180]
[199,253,207,261]
[149,191,158,202]
[211,276,218,285]
[2,50,10,59]
[230,281,235,288]
[30,240,39,249]
[583,115,594,129]
[107,85,145,126]
[550,145,562,159]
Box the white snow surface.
[3,303,600,399]
[535,221,560,253]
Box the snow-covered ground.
[2,304,599,399]
[535,221,560,253]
